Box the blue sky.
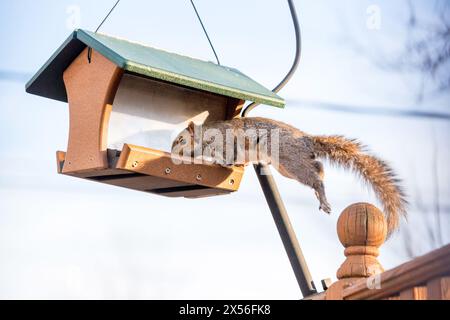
[0,0,449,299]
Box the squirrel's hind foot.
[319,202,332,215]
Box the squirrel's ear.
[187,121,196,134]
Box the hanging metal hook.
[242,0,301,116]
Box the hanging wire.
[242,0,301,117]
[189,0,221,65]
[94,0,121,33]
[88,0,122,63]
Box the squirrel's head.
[171,121,200,159]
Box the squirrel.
[172,117,407,236]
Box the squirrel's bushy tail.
[311,135,407,236]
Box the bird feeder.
[26,29,285,198]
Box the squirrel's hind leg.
[278,158,332,214]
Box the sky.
[0,0,449,299]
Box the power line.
[1,69,448,121]
[289,99,450,121]
[189,0,220,65]
[0,71,31,83]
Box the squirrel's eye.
[180,138,186,145]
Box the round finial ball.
[337,202,387,248]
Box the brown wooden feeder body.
[58,48,245,198]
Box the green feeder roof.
[26,29,285,108]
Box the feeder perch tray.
[57,144,244,198]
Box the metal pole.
[254,163,317,297]
[240,0,316,298]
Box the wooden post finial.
[336,202,387,280]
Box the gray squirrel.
[172,117,407,236]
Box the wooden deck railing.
[309,203,450,300]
